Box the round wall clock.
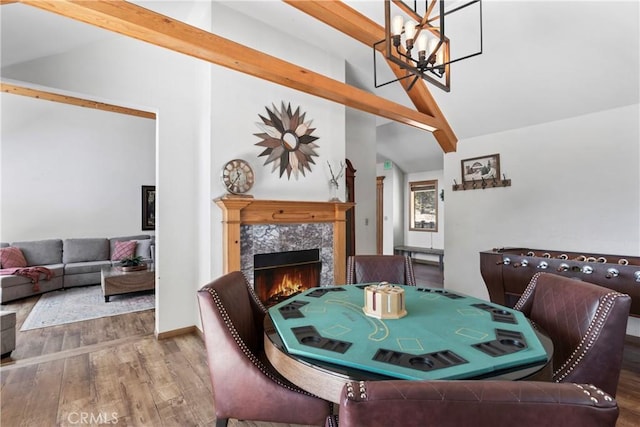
[222,159,254,195]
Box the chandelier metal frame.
[374,0,483,92]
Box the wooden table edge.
[264,332,346,403]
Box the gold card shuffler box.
[363,282,407,319]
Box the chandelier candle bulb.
[404,20,417,46]
[428,39,439,58]
[375,0,484,92]
[416,33,428,53]
[391,15,404,36]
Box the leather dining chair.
[197,271,331,427]
[346,255,416,286]
[326,380,619,427]
[514,272,631,396]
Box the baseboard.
[155,325,198,340]
[625,334,640,345]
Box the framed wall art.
[461,153,500,183]
[142,185,155,230]
[254,101,320,180]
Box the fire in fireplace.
[254,249,321,307]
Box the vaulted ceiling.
[2,1,639,172]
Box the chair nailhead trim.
[514,274,626,384]
[206,287,316,397]
[571,383,613,405]
[359,381,367,399]
[514,272,542,311]
[346,382,354,398]
[554,292,624,382]
[403,256,417,286]
[345,381,368,400]
[346,257,355,285]
[243,271,269,314]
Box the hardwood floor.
[1,266,638,426]
[412,260,444,288]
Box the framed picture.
[142,185,155,230]
[461,153,500,183]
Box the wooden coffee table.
[101,264,155,302]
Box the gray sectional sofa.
[0,235,154,303]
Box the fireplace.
[254,249,321,307]
[215,198,354,287]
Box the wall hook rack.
[452,174,512,191]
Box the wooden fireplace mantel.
[215,197,355,284]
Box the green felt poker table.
[264,284,553,403]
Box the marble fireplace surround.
[241,223,332,289]
[215,198,354,286]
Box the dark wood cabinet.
[345,159,356,257]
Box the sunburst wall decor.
[254,102,319,180]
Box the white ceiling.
[1,1,639,173]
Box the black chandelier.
[374,0,483,92]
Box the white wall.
[209,4,346,202]
[209,4,347,278]
[1,2,349,333]
[392,165,404,251]
[404,170,445,262]
[0,92,155,241]
[376,161,404,255]
[443,104,640,335]
[346,108,377,255]
[2,3,212,334]
[4,2,636,337]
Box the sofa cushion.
[11,239,62,266]
[0,264,64,287]
[135,239,152,259]
[109,235,150,256]
[0,247,27,269]
[111,240,136,261]
[64,260,111,275]
[63,238,109,263]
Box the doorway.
[376,176,385,255]
[345,159,356,257]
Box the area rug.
[21,285,155,331]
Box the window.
[409,180,438,232]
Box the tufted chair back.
[346,255,416,286]
[197,271,331,427]
[514,272,631,396]
[327,380,618,427]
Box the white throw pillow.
[135,239,152,259]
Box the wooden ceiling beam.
[283,0,457,152]
[19,0,440,133]
[1,82,156,119]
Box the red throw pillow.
[0,246,28,268]
[111,240,137,261]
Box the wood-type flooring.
[1,264,638,426]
